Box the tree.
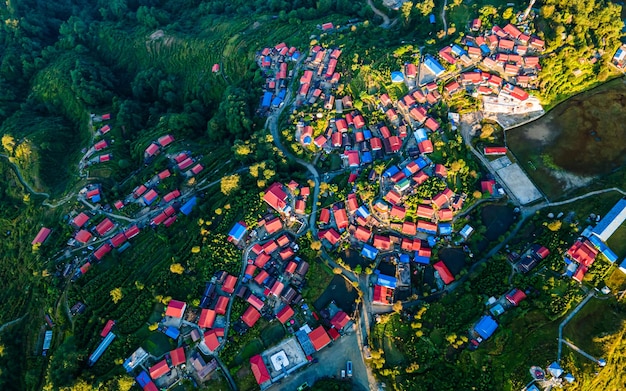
[415,0,435,17]
[148,323,159,331]
[1,134,15,154]
[170,263,184,274]
[310,241,322,251]
[392,301,403,313]
[221,174,240,195]
[547,220,562,231]
[502,7,514,20]
[333,267,343,274]
[110,287,123,304]
[472,190,482,199]
[117,375,135,391]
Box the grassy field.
[562,298,626,390]
[302,260,334,304]
[507,78,626,200]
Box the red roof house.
[145,143,160,157]
[433,261,455,284]
[264,217,283,234]
[73,212,90,228]
[222,275,238,294]
[254,270,269,285]
[390,205,406,220]
[438,208,454,221]
[402,221,417,236]
[94,140,108,151]
[373,235,392,250]
[149,359,170,380]
[484,146,507,155]
[100,320,115,337]
[330,311,351,330]
[269,281,284,297]
[319,208,330,224]
[95,218,114,236]
[170,346,186,366]
[157,134,175,147]
[106,233,126,248]
[308,326,331,351]
[163,189,181,203]
[198,309,216,329]
[250,355,271,385]
[334,207,349,230]
[505,289,527,306]
[247,294,265,311]
[215,296,229,315]
[93,243,112,261]
[32,227,51,245]
[417,205,435,219]
[567,240,598,267]
[204,330,220,351]
[373,285,390,304]
[384,190,402,205]
[124,225,140,239]
[263,183,289,213]
[418,139,433,154]
[276,305,295,324]
[75,230,93,244]
[354,226,372,242]
[241,306,261,328]
[165,300,187,318]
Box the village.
[24,8,626,391]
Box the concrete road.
[273,331,369,391]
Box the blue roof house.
[228,222,247,243]
[262,92,273,107]
[413,254,430,265]
[391,71,404,83]
[180,197,197,215]
[424,55,445,76]
[357,205,370,219]
[377,274,397,289]
[361,244,379,260]
[451,44,467,57]
[474,316,498,340]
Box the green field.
[507,78,626,200]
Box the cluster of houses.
[564,198,626,281]
[295,45,342,107]
[82,113,114,168]
[257,42,301,113]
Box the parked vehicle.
[347,361,353,377]
[341,370,346,378]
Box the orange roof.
[165,300,186,318]
[373,235,392,250]
[390,205,406,220]
[347,194,359,213]
[269,281,284,297]
[198,309,216,329]
[334,208,349,229]
[417,205,435,219]
[402,221,417,236]
[354,226,372,242]
[222,275,238,294]
[385,190,402,205]
[276,305,295,324]
[149,359,170,379]
[276,234,290,247]
[432,193,448,208]
[254,253,270,268]
[32,227,51,245]
[265,217,283,234]
[170,346,186,366]
[319,208,331,224]
[280,247,294,261]
[241,306,261,328]
[438,208,453,221]
[285,261,297,274]
[254,270,269,285]
[263,183,288,212]
[308,326,331,351]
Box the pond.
[313,275,359,314]
[438,247,466,276]
[507,78,626,199]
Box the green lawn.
[233,339,264,366]
[261,322,286,346]
[144,332,175,357]
[606,223,626,259]
[302,260,334,303]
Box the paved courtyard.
[273,331,369,391]
[491,157,543,205]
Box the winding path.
[0,316,25,333]
[441,0,448,37]
[557,290,595,362]
[367,0,391,28]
